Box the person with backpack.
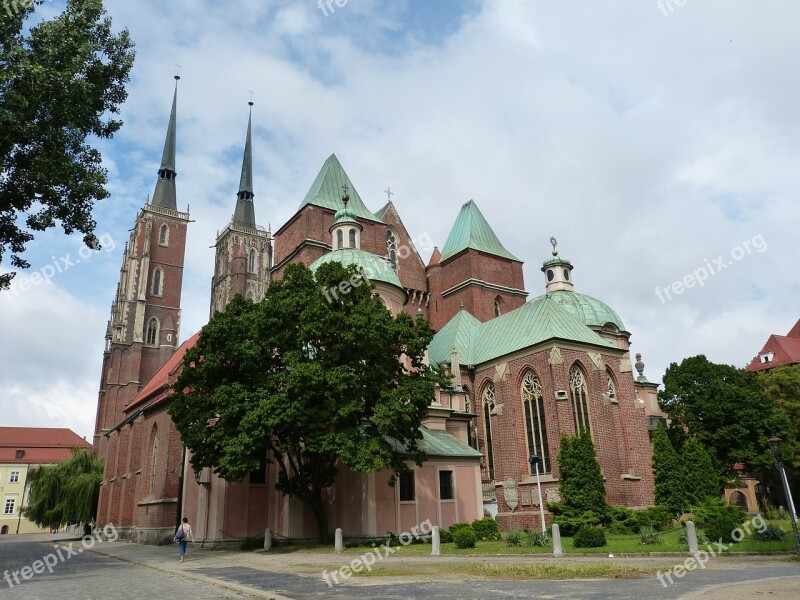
[174,517,195,563]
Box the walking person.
[174,517,195,563]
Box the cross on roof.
[550,236,558,255]
[384,187,394,201]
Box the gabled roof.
[0,427,91,463]
[429,295,616,367]
[126,331,201,411]
[440,199,519,262]
[746,332,800,372]
[298,154,382,222]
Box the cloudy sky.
[2,0,798,441]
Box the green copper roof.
[428,308,480,366]
[429,295,616,367]
[299,154,382,222]
[542,255,572,268]
[440,199,519,262]
[546,290,627,332]
[388,426,482,458]
[309,248,404,294]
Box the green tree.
[556,432,606,514]
[659,355,790,477]
[760,365,800,470]
[170,262,447,541]
[651,422,685,514]
[0,0,135,290]
[681,437,721,506]
[24,448,103,530]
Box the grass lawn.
[349,562,657,580]
[331,520,798,555]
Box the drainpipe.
[174,445,186,533]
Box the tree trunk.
[308,488,329,543]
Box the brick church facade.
[93,82,655,544]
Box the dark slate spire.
[151,76,179,210]
[232,102,256,227]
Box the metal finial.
[384,187,394,201]
[550,236,558,256]
[174,64,182,81]
[248,90,255,105]
[341,184,349,205]
[635,353,645,377]
[459,300,465,310]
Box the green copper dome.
[333,205,359,226]
[310,248,404,293]
[546,290,627,332]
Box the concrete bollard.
[552,523,563,558]
[431,526,441,556]
[685,521,699,555]
[335,528,343,553]
[263,528,272,552]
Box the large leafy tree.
[170,262,447,541]
[659,355,790,477]
[759,364,800,499]
[651,422,685,514]
[556,432,606,514]
[0,0,134,290]
[24,448,103,531]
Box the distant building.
[0,427,91,535]
[746,319,800,372]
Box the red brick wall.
[464,345,654,531]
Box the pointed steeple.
[298,153,382,222]
[232,102,256,227]
[440,199,519,262]
[151,76,180,210]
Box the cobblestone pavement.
[1,533,798,599]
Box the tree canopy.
[0,0,134,290]
[24,448,103,529]
[170,262,448,540]
[556,432,606,514]
[651,422,685,514]
[658,355,790,477]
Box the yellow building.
[0,427,91,535]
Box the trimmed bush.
[639,525,663,545]
[554,509,602,537]
[606,505,638,534]
[472,517,501,541]
[705,513,742,544]
[690,499,746,531]
[526,530,551,547]
[753,525,786,542]
[573,525,606,548]
[505,529,524,547]
[636,505,673,531]
[453,526,477,549]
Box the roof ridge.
[440,199,519,262]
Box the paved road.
[0,536,249,599]
[1,534,798,599]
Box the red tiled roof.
[787,319,800,339]
[746,330,800,372]
[126,331,200,411]
[0,427,91,464]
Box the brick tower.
[93,77,190,458]
[210,102,271,315]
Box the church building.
[93,82,655,544]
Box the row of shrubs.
[439,518,502,548]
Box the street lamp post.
[768,435,800,555]
[528,455,547,534]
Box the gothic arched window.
[348,228,356,248]
[158,224,169,246]
[569,365,591,434]
[145,317,159,346]
[149,428,159,494]
[522,371,550,474]
[606,371,617,402]
[151,268,163,296]
[387,229,397,270]
[494,296,503,318]
[482,382,496,480]
[248,249,256,273]
[336,229,343,249]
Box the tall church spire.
[232,102,256,227]
[151,76,179,210]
